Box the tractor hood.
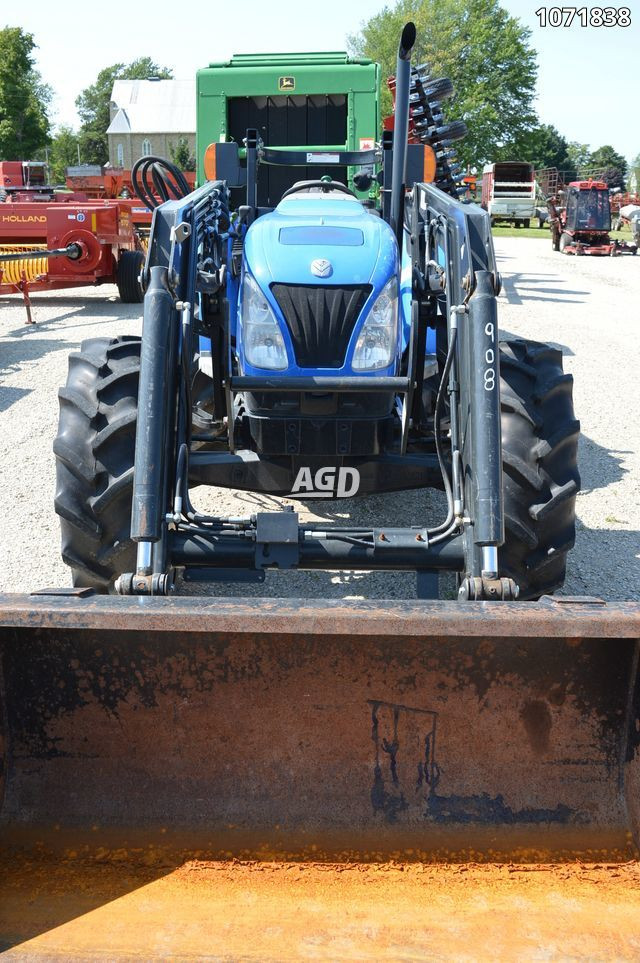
[243,195,398,290]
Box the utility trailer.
[481,161,536,226]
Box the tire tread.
[500,338,580,599]
[54,336,140,592]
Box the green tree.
[48,125,80,182]
[169,137,196,171]
[567,142,591,177]
[0,27,51,159]
[76,58,173,165]
[509,124,575,178]
[629,152,640,194]
[588,145,627,189]
[348,0,537,167]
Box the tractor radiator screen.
[271,283,371,368]
[228,95,348,206]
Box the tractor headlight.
[241,273,288,370]
[352,277,398,371]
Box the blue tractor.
[54,24,579,601]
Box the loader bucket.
[1,593,639,864]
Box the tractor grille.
[270,283,371,368]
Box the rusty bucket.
[1,593,639,862]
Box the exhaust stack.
[390,22,416,244]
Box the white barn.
[106,79,196,169]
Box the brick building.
[106,79,196,169]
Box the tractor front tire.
[54,337,140,592]
[499,339,580,600]
[559,232,572,253]
[116,250,144,303]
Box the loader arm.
[407,182,505,591]
[129,179,230,590]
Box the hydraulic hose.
[426,325,457,538]
[132,155,191,210]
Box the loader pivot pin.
[458,576,518,601]
[114,571,174,595]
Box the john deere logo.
[279,76,295,91]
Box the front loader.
[54,26,578,603]
[1,27,640,937]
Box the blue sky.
[11,0,639,161]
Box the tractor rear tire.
[116,250,144,303]
[54,336,140,592]
[499,339,580,600]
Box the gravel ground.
[1,236,638,599]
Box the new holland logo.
[291,466,360,499]
[1,214,46,223]
[311,258,332,278]
[279,76,295,91]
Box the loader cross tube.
[171,527,465,572]
[229,376,410,393]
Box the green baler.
[196,51,380,202]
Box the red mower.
[547,181,637,256]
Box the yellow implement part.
[0,243,48,284]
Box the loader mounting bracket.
[256,510,300,568]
